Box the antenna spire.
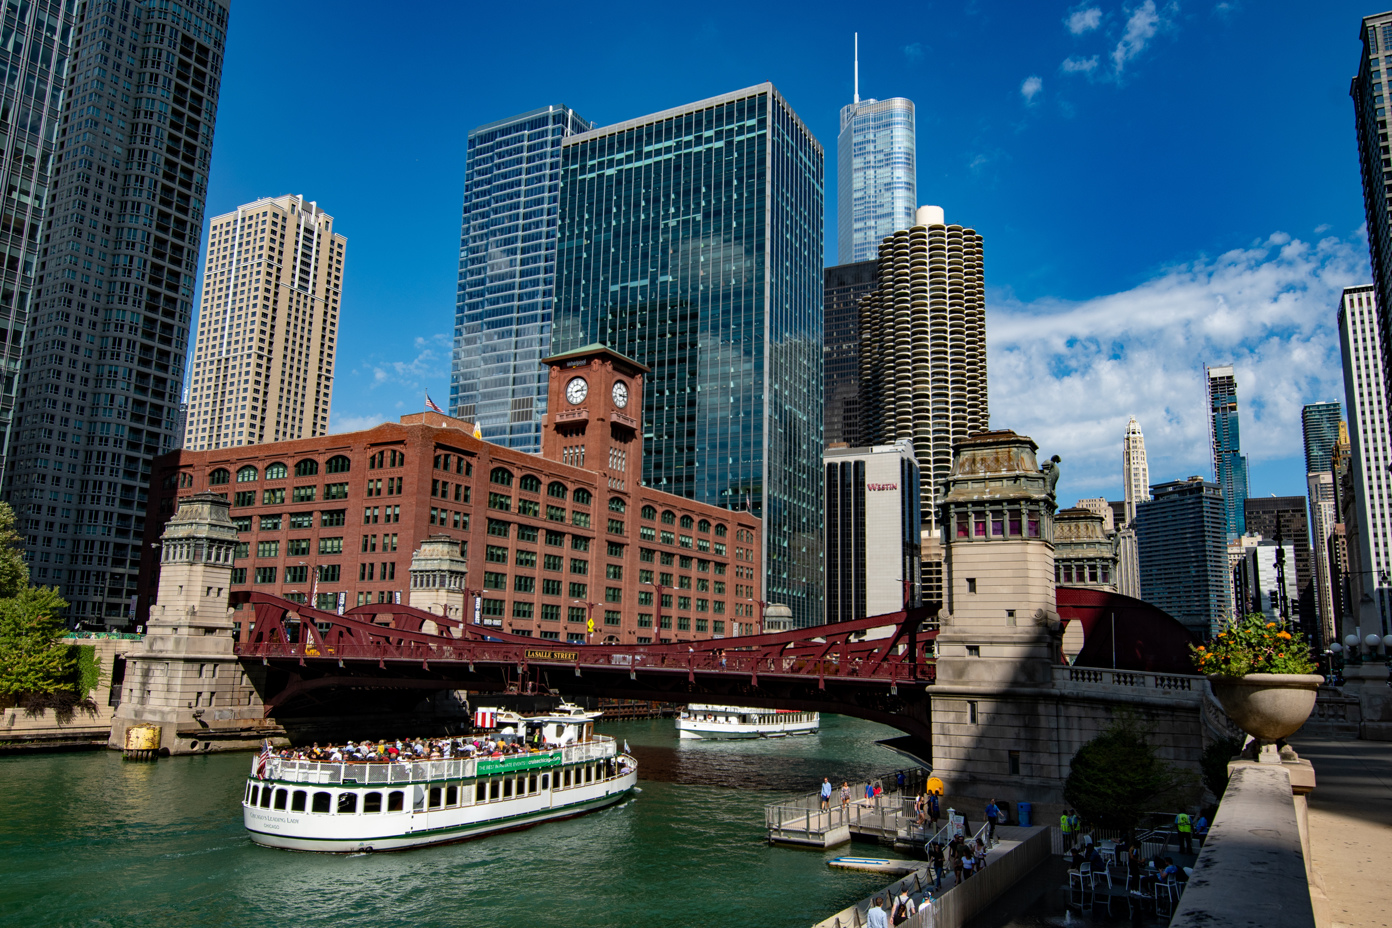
[854,32,860,105]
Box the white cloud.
[1112,0,1163,75]
[366,333,451,391]
[1061,55,1100,74]
[903,42,925,61]
[987,231,1366,501]
[1067,7,1103,34]
[1021,75,1044,104]
[330,412,390,434]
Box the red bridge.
[232,591,939,744]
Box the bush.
[1200,736,1245,799]
[1064,718,1197,831]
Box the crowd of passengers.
[276,736,544,763]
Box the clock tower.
[540,344,649,492]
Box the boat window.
[586,765,594,783]
[446,785,459,806]
[387,791,404,812]
[338,792,358,815]
[541,774,549,790]
[291,790,306,812]
[413,786,425,811]
[428,787,442,809]
[260,786,274,808]
[363,792,382,813]
[312,791,331,814]
[528,774,537,794]
[489,780,500,801]
[476,781,487,803]
[503,778,514,799]
[563,769,571,788]
[247,784,259,805]
[274,789,288,811]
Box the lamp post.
[748,598,767,637]
[648,581,665,643]
[463,587,484,626]
[573,599,600,642]
[1380,570,1389,639]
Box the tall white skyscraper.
[185,196,346,450]
[1122,416,1150,525]
[1339,284,1392,635]
[837,35,916,264]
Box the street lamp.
[747,598,767,637]
[1380,570,1389,638]
[573,599,600,642]
[648,581,665,643]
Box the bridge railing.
[1055,666,1204,695]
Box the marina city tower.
[552,84,825,628]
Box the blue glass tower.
[1207,365,1250,541]
[553,84,825,627]
[450,105,592,450]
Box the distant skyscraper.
[185,196,346,450]
[1122,416,1150,525]
[823,260,877,447]
[0,3,77,479]
[1206,365,1250,541]
[553,84,824,627]
[824,441,921,622]
[450,105,592,451]
[837,36,916,264]
[4,0,230,625]
[1302,400,1343,640]
[1244,496,1313,630]
[1351,15,1392,400]
[1302,401,1342,475]
[1134,476,1232,637]
[1338,284,1392,636]
[858,205,987,608]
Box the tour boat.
[241,709,636,852]
[676,704,820,740]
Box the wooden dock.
[766,769,929,849]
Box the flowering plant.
[1191,613,1316,677]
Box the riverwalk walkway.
[766,769,930,848]
[1291,736,1392,928]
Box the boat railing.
[251,734,619,785]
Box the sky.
[199,0,1380,507]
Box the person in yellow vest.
[1060,809,1073,845]
[1176,811,1193,854]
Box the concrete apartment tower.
[858,205,987,609]
[838,35,916,264]
[185,196,346,450]
[450,105,592,451]
[1339,285,1392,636]
[1206,365,1250,542]
[3,1,230,625]
[1303,400,1343,643]
[109,492,264,755]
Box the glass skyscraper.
[553,84,825,627]
[837,92,916,265]
[450,105,592,451]
[1206,364,1250,541]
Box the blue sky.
[201,1,1377,505]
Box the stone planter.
[1208,673,1323,743]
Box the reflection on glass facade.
[553,84,824,627]
[0,0,74,477]
[837,97,916,265]
[823,260,876,447]
[451,105,592,451]
[1206,365,1250,541]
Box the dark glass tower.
[553,84,825,627]
[4,0,230,625]
[1134,476,1231,637]
[1353,14,1392,405]
[450,105,591,451]
[1206,364,1249,541]
[1301,401,1342,474]
[823,260,875,447]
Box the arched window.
[236,466,258,483]
[609,497,626,513]
[641,505,656,521]
[697,519,710,533]
[264,462,288,480]
[294,459,319,477]
[661,510,676,525]
[209,469,230,485]
[326,455,351,474]
[519,474,541,493]
[680,515,693,529]
[490,467,514,487]
[714,524,728,537]
[547,481,567,499]
[572,488,592,506]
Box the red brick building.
[138,346,763,643]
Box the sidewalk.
[1289,737,1392,928]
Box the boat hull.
[677,720,819,740]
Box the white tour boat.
[676,704,820,740]
[242,708,636,852]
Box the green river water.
[0,715,930,928]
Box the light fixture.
[1366,633,1383,649]
[1345,634,1361,649]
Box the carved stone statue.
[1041,454,1062,496]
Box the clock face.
[565,377,588,405]
[612,381,629,408]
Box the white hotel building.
[824,440,922,622]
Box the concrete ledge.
[1170,763,1315,928]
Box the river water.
[0,714,924,928]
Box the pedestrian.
[865,781,875,805]
[928,792,941,831]
[929,840,945,890]
[1175,810,1193,854]
[897,771,906,789]
[951,840,965,885]
[821,777,832,811]
[1060,808,1073,843]
[867,895,890,928]
[1069,809,1081,836]
[985,798,999,842]
[841,781,851,810]
[891,888,915,925]
[1195,811,1210,846]
[915,792,926,825]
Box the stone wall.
[1,638,139,751]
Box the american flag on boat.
[255,740,272,780]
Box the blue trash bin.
[1018,802,1032,827]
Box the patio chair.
[1155,881,1178,918]
[1068,869,1094,911]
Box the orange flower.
[1265,622,1277,629]
[1277,631,1292,640]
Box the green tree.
[0,586,74,699]
[1200,736,1245,799]
[1064,718,1197,831]
[0,502,29,599]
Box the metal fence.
[765,768,928,844]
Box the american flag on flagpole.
[424,392,444,414]
[256,739,272,779]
